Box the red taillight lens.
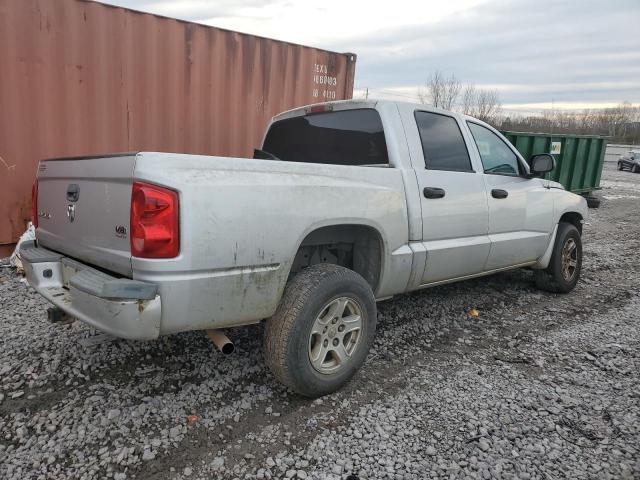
[306,104,333,114]
[31,180,38,228]
[130,181,180,258]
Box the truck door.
[402,108,491,285]
[466,121,553,270]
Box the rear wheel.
[618,162,623,171]
[634,165,640,173]
[264,264,376,397]
[535,222,582,293]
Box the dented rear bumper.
[20,242,161,340]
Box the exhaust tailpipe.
[206,329,235,355]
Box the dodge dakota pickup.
[22,99,587,396]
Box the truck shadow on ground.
[0,264,598,416]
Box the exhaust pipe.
[206,329,235,355]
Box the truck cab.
[265,100,585,289]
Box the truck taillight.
[31,180,38,228]
[306,104,334,115]
[130,181,180,258]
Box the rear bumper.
[20,242,162,340]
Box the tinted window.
[468,122,521,176]
[415,111,472,172]
[262,109,389,166]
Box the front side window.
[415,111,473,172]
[262,109,389,166]
[468,122,521,176]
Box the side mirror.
[529,153,555,175]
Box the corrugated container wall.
[501,131,607,194]
[0,0,356,247]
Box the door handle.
[423,187,446,199]
[491,189,508,199]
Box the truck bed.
[33,151,411,336]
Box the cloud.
[330,0,640,107]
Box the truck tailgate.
[35,154,136,277]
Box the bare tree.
[418,71,502,122]
[473,89,502,123]
[498,102,640,144]
[417,72,639,143]
[461,84,477,115]
[460,84,502,122]
[419,71,462,110]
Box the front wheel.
[264,264,377,397]
[618,162,623,171]
[535,222,582,293]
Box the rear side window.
[415,111,472,172]
[262,109,389,166]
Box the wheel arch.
[534,210,584,270]
[559,211,583,235]
[287,222,386,294]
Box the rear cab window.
[414,111,473,172]
[262,108,389,166]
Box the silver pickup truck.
[23,99,587,397]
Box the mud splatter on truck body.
[0,0,357,249]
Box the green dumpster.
[500,131,608,194]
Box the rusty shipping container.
[0,0,356,250]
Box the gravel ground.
[1,163,638,480]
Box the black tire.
[264,264,376,397]
[617,162,623,171]
[634,165,640,173]
[535,222,582,293]
[585,195,601,209]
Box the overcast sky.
[99,0,640,113]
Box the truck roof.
[271,98,489,129]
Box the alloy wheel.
[308,297,363,374]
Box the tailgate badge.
[115,225,127,238]
[67,204,75,223]
[66,184,80,202]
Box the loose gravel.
[1,163,638,480]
